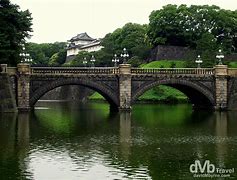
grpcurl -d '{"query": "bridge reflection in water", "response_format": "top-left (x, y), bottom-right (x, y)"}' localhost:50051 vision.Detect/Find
top-left (0, 103), bottom-right (236, 179)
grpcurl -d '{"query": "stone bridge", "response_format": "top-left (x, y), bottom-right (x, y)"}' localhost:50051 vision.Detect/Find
top-left (1, 63), bottom-right (237, 111)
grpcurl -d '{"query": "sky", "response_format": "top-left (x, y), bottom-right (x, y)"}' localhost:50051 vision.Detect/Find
top-left (10, 0), bottom-right (237, 43)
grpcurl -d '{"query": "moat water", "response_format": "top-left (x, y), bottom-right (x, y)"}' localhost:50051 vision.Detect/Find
top-left (0, 102), bottom-right (237, 179)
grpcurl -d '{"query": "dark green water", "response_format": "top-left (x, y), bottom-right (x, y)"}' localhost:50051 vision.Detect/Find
top-left (0, 102), bottom-right (237, 179)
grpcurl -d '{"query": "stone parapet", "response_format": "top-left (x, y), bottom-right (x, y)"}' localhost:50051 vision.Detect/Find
top-left (0, 64), bottom-right (8, 73)
top-left (214, 65), bottom-right (228, 76)
top-left (119, 64), bottom-right (131, 75)
top-left (17, 63), bottom-right (31, 75)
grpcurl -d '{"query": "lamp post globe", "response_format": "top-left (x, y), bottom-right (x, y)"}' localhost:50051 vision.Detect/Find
top-left (19, 45), bottom-right (33, 64)
top-left (216, 49), bottom-right (224, 65)
top-left (120, 48), bottom-right (129, 64)
top-left (83, 57), bottom-right (88, 67)
top-left (112, 54), bottom-right (119, 67)
top-left (195, 55), bottom-right (203, 68)
top-left (90, 55), bottom-right (96, 67)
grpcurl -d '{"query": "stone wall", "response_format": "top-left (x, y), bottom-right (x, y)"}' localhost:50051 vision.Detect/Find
top-left (40, 85), bottom-right (94, 102)
top-left (150, 45), bottom-right (237, 61)
top-left (0, 74), bottom-right (17, 112)
top-left (150, 45), bottom-right (195, 61)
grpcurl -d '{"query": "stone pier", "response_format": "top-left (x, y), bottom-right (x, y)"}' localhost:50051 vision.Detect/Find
top-left (17, 63), bottom-right (31, 111)
top-left (214, 65), bottom-right (228, 110)
top-left (119, 64), bottom-right (132, 111)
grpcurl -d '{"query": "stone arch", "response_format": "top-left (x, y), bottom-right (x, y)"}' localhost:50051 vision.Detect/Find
top-left (132, 79), bottom-right (215, 108)
top-left (30, 78), bottom-right (119, 108)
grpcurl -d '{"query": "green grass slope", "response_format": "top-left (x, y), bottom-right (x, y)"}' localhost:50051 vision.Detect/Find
top-left (140, 60), bottom-right (186, 68)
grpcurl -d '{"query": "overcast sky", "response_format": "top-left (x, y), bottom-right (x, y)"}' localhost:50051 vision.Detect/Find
top-left (11, 0), bottom-right (237, 43)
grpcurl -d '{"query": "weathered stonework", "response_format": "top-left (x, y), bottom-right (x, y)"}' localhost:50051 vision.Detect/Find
top-left (40, 85), bottom-right (93, 102)
top-left (214, 65), bottom-right (228, 110)
top-left (0, 73), bottom-right (17, 112)
top-left (17, 63), bottom-right (31, 111)
top-left (119, 64), bottom-right (132, 110)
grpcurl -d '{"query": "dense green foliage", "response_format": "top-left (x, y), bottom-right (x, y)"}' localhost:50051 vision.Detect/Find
top-left (148, 4), bottom-right (237, 51)
top-left (0, 0), bottom-right (32, 65)
top-left (48, 49), bottom-right (67, 66)
top-left (138, 85), bottom-right (188, 103)
top-left (89, 92), bottom-right (105, 100)
top-left (228, 61), bottom-right (237, 68)
top-left (102, 23), bottom-right (151, 59)
top-left (25, 42), bottom-right (66, 65)
top-left (65, 50), bottom-right (112, 67)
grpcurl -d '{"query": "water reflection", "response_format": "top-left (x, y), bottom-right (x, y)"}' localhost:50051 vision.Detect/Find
top-left (120, 112), bottom-right (131, 160)
top-left (0, 103), bottom-right (236, 179)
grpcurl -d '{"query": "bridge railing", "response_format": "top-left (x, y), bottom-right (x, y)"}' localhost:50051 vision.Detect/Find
top-left (31, 67), bottom-right (119, 75)
top-left (7, 67), bottom-right (17, 75)
top-left (228, 68), bottom-right (237, 76)
top-left (131, 68), bottom-right (214, 75)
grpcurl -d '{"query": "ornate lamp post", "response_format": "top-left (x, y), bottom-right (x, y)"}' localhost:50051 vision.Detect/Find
top-left (195, 55), bottom-right (203, 68)
top-left (216, 49), bottom-right (224, 65)
top-left (83, 57), bottom-right (88, 67)
top-left (112, 54), bottom-right (119, 67)
top-left (19, 46), bottom-right (33, 63)
top-left (90, 55), bottom-right (96, 67)
top-left (120, 48), bottom-right (129, 64)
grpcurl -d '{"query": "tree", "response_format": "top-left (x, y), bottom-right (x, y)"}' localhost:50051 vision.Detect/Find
top-left (48, 49), bottom-right (67, 66)
top-left (196, 33), bottom-right (217, 67)
top-left (101, 23), bottom-right (151, 62)
top-left (0, 0), bottom-right (32, 65)
top-left (148, 4), bottom-right (237, 53)
top-left (66, 51), bottom-right (92, 66)
top-left (25, 42), bottom-right (66, 65)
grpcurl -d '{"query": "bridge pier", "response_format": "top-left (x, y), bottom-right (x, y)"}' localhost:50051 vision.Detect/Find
top-left (17, 63), bottom-right (31, 111)
top-left (119, 64), bottom-right (132, 111)
top-left (214, 65), bottom-right (228, 110)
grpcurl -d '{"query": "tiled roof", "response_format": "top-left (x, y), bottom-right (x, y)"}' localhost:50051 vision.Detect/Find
top-left (80, 40), bottom-right (101, 49)
top-left (70, 32), bottom-right (95, 42)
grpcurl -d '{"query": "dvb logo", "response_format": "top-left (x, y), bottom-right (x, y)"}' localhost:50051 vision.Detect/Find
top-left (190, 160), bottom-right (215, 173)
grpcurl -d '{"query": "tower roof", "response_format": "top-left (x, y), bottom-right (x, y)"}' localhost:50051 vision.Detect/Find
top-left (70, 32), bottom-right (95, 42)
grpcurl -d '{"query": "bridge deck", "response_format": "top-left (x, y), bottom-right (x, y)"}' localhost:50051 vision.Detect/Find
top-left (30, 67), bottom-right (214, 75)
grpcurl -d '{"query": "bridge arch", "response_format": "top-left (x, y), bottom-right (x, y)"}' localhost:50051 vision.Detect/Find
top-left (132, 79), bottom-right (215, 109)
top-left (30, 78), bottom-right (119, 109)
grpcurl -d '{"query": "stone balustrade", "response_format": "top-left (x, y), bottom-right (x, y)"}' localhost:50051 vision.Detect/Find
top-left (7, 67), bottom-right (17, 75)
top-left (31, 67), bottom-right (119, 75)
top-left (131, 68), bottom-right (214, 75)
top-left (2, 65), bottom-right (237, 77)
top-left (228, 68), bottom-right (237, 76)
